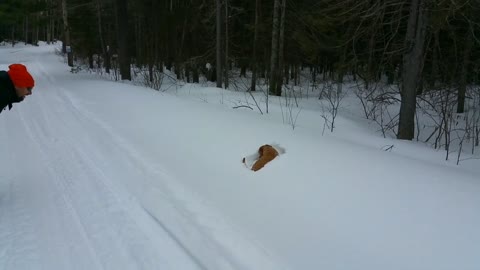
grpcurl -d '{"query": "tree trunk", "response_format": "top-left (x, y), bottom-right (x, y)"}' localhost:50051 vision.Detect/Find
top-left (275, 0), bottom-right (286, 96)
top-left (269, 0), bottom-right (281, 96)
top-left (193, 65), bottom-right (199, 83)
top-left (397, 0), bottom-right (427, 140)
top-left (24, 16), bottom-right (28, 45)
top-left (88, 54), bottom-right (94, 69)
top-left (148, 62), bottom-right (153, 83)
top-left (240, 64), bottom-right (246, 77)
top-left (11, 27), bottom-right (15, 47)
top-left (250, 0), bottom-right (260, 92)
top-left (61, 0), bottom-right (73, 67)
top-left (224, 0), bottom-right (229, 89)
top-left (284, 65), bottom-right (289, 85)
top-left (115, 0), bottom-right (131, 80)
top-left (429, 30), bottom-right (439, 88)
top-left (292, 64), bottom-right (300, 85)
top-left (96, 0), bottom-right (110, 73)
top-left (457, 32), bottom-right (473, 113)
top-left (216, 0), bottom-right (223, 88)
top-left (34, 14), bottom-right (39, 45)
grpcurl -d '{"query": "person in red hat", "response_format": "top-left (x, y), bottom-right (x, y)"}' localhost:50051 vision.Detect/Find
top-left (0, 64), bottom-right (35, 114)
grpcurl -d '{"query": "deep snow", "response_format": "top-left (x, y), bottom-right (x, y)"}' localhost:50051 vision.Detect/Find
top-left (1, 43), bottom-right (479, 270)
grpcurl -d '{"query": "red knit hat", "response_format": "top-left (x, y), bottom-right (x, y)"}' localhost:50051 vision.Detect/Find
top-left (7, 64), bottom-right (35, 88)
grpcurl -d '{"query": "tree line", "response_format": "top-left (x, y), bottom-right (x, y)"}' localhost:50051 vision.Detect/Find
top-left (1, 0), bottom-right (479, 141)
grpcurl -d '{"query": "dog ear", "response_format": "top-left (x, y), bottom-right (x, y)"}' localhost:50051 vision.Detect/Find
top-left (258, 145), bottom-right (264, 157)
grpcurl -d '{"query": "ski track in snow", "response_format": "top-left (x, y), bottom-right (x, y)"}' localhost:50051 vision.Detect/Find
top-left (1, 47), bottom-right (286, 270)
top-left (1, 58), bottom-right (199, 270)
top-left (38, 59), bottom-right (286, 270)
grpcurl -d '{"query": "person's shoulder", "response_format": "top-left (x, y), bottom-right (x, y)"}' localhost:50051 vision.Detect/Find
top-left (0, 70), bottom-right (11, 83)
top-left (0, 70), bottom-right (8, 79)
top-left (0, 70), bottom-right (13, 95)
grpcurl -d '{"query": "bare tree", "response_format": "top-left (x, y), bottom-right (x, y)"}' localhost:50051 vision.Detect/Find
top-left (250, 0), bottom-right (261, 92)
top-left (224, 0), bottom-right (229, 89)
top-left (457, 31), bottom-right (473, 113)
top-left (320, 80), bottom-right (345, 134)
top-left (61, 0), bottom-right (73, 67)
top-left (397, 0), bottom-right (428, 140)
top-left (95, 0), bottom-right (110, 73)
top-left (216, 0), bottom-right (223, 88)
top-left (115, 0), bottom-right (131, 80)
top-left (269, 0), bottom-right (281, 96)
top-left (276, 0), bottom-right (287, 95)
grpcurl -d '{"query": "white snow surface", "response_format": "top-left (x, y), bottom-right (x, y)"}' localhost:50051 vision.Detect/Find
top-left (1, 44), bottom-right (479, 270)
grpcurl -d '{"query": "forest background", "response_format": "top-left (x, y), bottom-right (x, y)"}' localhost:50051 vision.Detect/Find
top-left (1, 0), bottom-right (479, 154)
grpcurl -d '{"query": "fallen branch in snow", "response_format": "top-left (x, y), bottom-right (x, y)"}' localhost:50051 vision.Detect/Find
top-left (233, 105), bottom-right (253, 110)
top-left (247, 89), bottom-right (264, 115)
top-left (382, 145), bottom-right (394, 152)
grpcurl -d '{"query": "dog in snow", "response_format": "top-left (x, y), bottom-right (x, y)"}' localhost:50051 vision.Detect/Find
top-left (242, 144), bottom-right (285, 171)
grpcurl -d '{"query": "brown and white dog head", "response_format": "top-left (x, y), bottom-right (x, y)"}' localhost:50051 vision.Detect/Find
top-left (243, 144), bottom-right (285, 171)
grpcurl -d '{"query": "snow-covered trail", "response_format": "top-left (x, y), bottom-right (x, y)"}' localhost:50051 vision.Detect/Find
top-left (0, 46), bottom-right (284, 270)
top-left (3, 44), bottom-right (480, 270)
top-left (0, 51), bottom-right (204, 270)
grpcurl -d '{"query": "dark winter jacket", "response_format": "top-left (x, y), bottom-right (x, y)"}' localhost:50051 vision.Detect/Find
top-left (0, 70), bottom-right (22, 114)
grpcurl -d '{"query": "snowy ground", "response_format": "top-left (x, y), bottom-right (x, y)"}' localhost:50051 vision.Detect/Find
top-left (1, 43), bottom-right (479, 270)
